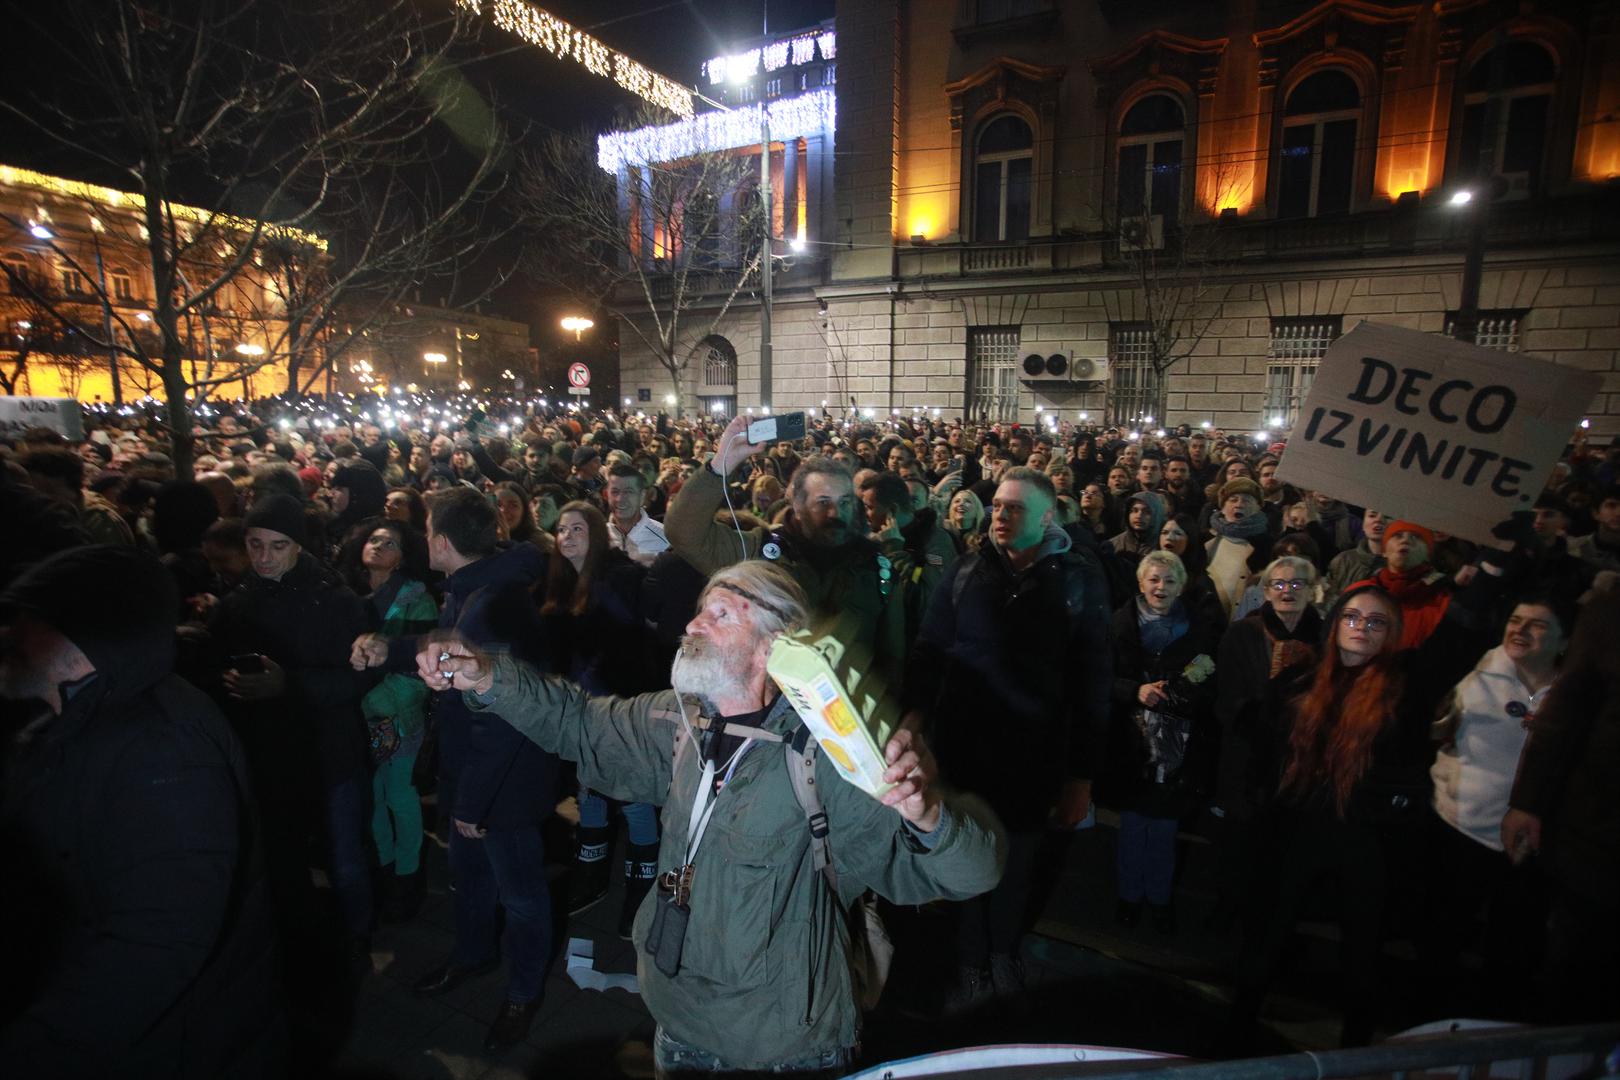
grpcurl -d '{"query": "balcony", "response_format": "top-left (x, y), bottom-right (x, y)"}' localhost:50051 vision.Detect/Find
top-left (898, 241), bottom-right (1068, 279)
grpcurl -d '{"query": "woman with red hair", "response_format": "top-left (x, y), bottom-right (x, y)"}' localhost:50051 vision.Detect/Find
top-left (1233, 578), bottom-right (1495, 1047)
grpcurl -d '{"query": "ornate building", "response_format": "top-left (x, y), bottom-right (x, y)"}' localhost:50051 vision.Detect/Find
top-left (613, 0), bottom-right (1620, 438)
top-left (0, 164), bottom-right (323, 402)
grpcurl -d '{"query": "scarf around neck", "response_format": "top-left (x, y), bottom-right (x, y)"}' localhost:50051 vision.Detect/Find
top-left (1135, 595), bottom-right (1189, 656)
top-left (1260, 602), bottom-right (1322, 677)
top-left (1211, 512), bottom-right (1270, 541)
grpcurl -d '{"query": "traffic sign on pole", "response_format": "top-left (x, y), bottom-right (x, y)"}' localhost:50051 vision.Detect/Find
top-left (567, 362), bottom-right (591, 388)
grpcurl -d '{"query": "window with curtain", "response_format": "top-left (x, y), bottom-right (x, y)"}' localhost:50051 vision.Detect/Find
top-left (1278, 69), bottom-right (1360, 218)
top-left (1457, 40), bottom-right (1555, 189)
top-left (1118, 94), bottom-right (1185, 230)
top-left (972, 114), bottom-right (1033, 243)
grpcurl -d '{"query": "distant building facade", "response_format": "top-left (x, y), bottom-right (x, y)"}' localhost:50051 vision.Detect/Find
top-left (0, 164), bottom-right (324, 402)
top-left (612, 0), bottom-right (1620, 438)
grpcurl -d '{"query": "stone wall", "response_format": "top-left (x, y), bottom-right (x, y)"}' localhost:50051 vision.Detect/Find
top-left (619, 255), bottom-right (1620, 437)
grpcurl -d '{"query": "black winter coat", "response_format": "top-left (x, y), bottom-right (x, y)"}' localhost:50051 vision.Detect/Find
top-left (905, 527), bottom-right (1112, 829)
top-left (210, 554), bottom-right (372, 791)
top-left (1099, 599), bottom-right (1221, 818)
top-left (0, 546), bottom-right (281, 1077)
top-left (385, 542), bottom-right (559, 830)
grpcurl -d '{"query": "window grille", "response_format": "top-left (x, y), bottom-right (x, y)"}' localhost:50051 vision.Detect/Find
top-left (1264, 318), bottom-right (1340, 429)
top-left (1108, 324), bottom-right (1161, 425)
top-left (1444, 310), bottom-right (1524, 352)
top-left (967, 327), bottom-right (1021, 424)
top-left (701, 337), bottom-right (736, 388)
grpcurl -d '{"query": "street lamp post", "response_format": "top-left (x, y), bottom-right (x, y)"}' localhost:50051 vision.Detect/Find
top-left (760, 107), bottom-right (773, 411)
top-left (561, 316), bottom-right (594, 341)
top-left (1453, 29), bottom-right (1508, 346)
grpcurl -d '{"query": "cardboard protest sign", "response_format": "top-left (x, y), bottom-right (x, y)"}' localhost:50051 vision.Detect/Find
top-left (0, 397), bottom-right (84, 441)
top-left (1275, 322), bottom-right (1599, 545)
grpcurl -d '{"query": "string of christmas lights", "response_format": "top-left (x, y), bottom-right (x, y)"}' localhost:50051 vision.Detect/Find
top-left (703, 30), bottom-right (835, 86)
top-left (1, 165), bottom-right (328, 250)
top-left (455, 0), bottom-right (694, 118)
top-left (596, 88), bottom-right (835, 173)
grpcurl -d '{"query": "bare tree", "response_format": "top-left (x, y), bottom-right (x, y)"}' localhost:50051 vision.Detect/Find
top-left (1095, 156), bottom-right (1246, 425)
top-left (514, 107), bottom-right (767, 417)
top-left (0, 281), bottom-right (65, 396)
top-left (1, 0), bottom-right (514, 477)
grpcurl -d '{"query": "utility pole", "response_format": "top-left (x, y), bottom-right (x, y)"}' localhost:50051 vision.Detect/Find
top-left (757, 3), bottom-right (773, 408)
top-left (760, 107), bottom-right (773, 409)
top-left (1453, 29), bottom-right (1507, 345)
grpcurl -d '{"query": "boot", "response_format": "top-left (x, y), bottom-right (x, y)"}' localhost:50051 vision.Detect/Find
top-left (393, 868), bottom-right (425, 922)
top-left (566, 826), bottom-right (612, 915)
top-left (618, 842), bottom-right (660, 940)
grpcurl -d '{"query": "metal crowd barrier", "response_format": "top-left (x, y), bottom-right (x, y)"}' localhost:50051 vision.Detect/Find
top-left (848, 1022), bottom-right (1620, 1080)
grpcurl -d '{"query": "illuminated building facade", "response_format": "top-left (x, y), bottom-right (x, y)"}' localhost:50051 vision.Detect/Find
top-left (614, 0), bottom-right (1620, 437)
top-left (0, 164), bottom-right (325, 403)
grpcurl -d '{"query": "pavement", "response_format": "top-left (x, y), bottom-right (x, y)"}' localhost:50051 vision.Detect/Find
top-left (319, 807), bottom-right (1379, 1079)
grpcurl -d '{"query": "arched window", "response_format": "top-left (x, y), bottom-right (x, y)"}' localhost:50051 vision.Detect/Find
top-left (1118, 94), bottom-right (1186, 229)
top-left (699, 334), bottom-right (736, 388)
top-left (972, 114), bottom-right (1032, 243)
top-left (1278, 69), bottom-right (1360, 218)
top-left (696, 334), bottom-right (736, 417)
top-left (1458, 40), bottom-right (1556, 191)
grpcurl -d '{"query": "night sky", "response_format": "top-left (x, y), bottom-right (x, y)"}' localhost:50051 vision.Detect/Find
top-left (0, 0), bottom-right (835, 346)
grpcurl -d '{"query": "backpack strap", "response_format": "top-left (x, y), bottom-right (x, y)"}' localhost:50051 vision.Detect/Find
top-left (786, 724), bottom-right (840, 894)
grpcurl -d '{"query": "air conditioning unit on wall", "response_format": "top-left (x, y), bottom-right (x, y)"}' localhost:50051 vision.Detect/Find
top-left (1119, 214), bottom-right (1165, 252)
top-left (1068, 354), bottom-right (1110, 383)
top-left (1019, 352), bottom-right (1110, 384)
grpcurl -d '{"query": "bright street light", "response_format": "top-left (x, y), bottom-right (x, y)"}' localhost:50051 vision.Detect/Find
top-left (1449, 189), bottom-right (1474, 207)
top-left (423, 352), bottom-right (447, 364)
top-left (234, 343), bottom-right (265, 357)
top-left (561, 316), bottom-right (594, 341)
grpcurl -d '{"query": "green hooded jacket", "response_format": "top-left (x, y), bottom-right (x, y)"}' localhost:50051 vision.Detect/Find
top-left (470, 655), bottom-right (1006, 1069)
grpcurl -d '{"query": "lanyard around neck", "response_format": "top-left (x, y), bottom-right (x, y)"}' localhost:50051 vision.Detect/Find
top-left (683, 737), bottom-right (753, 871)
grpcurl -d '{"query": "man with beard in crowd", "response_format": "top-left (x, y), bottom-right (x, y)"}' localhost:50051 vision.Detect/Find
top-left (664, 414), bottom-right (908, 683)
top-left (419, 560), bottom-right (1005, 1078)
top-left (1163, 456), bottom-right (1204, 521)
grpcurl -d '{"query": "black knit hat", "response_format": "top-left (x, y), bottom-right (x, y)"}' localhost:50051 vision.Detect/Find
top-left (1, 545), bottom-right (178, 698)
top-left (244, 493), bottom-right (307, 544)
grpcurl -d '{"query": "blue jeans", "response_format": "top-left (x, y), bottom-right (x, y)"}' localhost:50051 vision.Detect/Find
top-left (578, 787), bottom-right (660, 847)
top-left (1117, 809), bottom-right (1179, 906)
top-left (371, 750), bottom-right (422, 876)
top-left (325, 777), bottom-right (375, 938)
top-left (449, 823), bottom-right (551, 1004)
top-left (653, 1027), bottom-right (852, 1079)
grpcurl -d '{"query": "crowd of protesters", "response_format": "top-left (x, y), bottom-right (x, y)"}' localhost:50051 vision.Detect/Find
top-left (0, 388), bottom-right (1616, 1075)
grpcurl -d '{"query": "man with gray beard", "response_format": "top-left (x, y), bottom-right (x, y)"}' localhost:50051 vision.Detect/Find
top-left (418, 561), bottom-right (1005, 1077)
